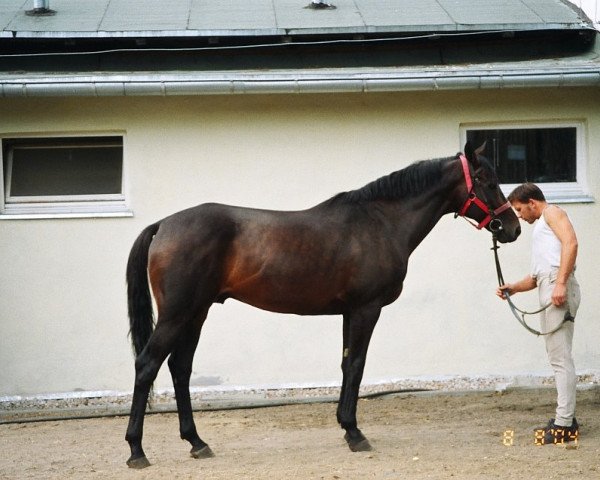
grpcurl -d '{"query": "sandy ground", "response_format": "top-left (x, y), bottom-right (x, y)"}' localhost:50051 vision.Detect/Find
top-left (1, 388), bottom-right (599, 479)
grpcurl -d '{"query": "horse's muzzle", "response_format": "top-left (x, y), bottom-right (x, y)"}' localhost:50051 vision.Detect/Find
top-left (495, 224), bottom-right (521, 243)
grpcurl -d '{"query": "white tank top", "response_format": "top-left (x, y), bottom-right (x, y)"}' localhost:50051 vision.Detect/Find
top-left (531, 208), bottom-right (562, 277)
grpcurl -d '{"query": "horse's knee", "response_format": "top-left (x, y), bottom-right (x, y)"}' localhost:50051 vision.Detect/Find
top-left (167, 356), bottom-right (181, 377)
top-left (168, 356), bottom-right (192, 379)
top-left (134, 355), bottom-right (161, 387)
top-left (348, 356), bottom-right (366, 372)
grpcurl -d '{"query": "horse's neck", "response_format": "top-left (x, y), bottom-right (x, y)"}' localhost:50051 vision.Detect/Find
top-left (386, 161), bottom-right (464, 251)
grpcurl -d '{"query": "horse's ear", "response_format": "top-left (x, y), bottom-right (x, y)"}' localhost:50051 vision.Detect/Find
top-left (475, 141), bottom-right (487, 156)
top-left (464, 141), bottom-right (483, 168)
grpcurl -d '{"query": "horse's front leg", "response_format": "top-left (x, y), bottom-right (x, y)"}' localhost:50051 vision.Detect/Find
top-left (337, 306), bottom-right (381, 452)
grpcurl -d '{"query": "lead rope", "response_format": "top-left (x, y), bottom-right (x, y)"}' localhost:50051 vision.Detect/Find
top-left (491, 235), bottom-right (564, 336)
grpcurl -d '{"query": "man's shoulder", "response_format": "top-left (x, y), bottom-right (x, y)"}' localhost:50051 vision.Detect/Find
top-left (543, 205), bottom-right (577, 237)
top-left (543, 204), bottom-right (567, 221)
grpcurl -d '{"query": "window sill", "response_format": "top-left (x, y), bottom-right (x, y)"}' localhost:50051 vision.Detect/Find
top-left (543, 194), bottom-right (595, 204)
top-left (501, 184), bottom-right (594, 205)
top-left (0, 204), bottom-right (133, 220)
top-left (0, 211), bottom-right (134, 220)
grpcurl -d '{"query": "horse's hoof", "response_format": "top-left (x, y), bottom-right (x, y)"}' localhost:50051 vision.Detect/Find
top-left (126, 455), bottom-right (151, 469)
top-left (344, 432), bottom-right (373, 452)
top-left (190, 445), bottom-right (215, 459)
top-left (348, 438), bottom-right (373, 452)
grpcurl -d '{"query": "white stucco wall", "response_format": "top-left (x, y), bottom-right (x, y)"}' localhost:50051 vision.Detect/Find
top-left (1, 88), bottom-right (599, 397)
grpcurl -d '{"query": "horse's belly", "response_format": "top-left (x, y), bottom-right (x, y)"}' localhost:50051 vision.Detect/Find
top-left (223, 276), bottom-right (346, 316)
top-left (244, 298), bottom-right (344, 316)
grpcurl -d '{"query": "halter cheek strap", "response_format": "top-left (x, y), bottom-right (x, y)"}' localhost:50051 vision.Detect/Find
top-left (457, 155), bottom-right (512, 230)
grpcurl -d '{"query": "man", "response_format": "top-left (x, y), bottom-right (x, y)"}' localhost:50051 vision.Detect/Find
top-left (496, 183), bottom-right (580, 444)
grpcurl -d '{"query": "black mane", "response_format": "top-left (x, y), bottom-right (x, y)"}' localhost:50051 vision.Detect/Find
top-left (324, 156), bottom-right (454, 206)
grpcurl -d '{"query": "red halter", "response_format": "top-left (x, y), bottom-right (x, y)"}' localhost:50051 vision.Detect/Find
top-left (457, 154), bottom-right (512, 230)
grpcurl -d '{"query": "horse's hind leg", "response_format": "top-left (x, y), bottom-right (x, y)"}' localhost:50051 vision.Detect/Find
top-left (337, 306), bottom-right (381, 452)
top-left (126, 320), bottom-right (187, 468)
top-left (168, 308), bottom-right (214, 459)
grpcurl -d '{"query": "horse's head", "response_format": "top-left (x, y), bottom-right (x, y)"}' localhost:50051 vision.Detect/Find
top-left (458, 142), bottom-right (521, 243)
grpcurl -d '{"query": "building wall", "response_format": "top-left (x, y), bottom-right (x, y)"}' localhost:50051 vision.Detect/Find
top-left (1, 88), bottom-right (599, 397)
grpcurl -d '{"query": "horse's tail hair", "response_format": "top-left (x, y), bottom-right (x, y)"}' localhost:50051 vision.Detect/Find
top-left (127, 221), bottom-right (160, 358)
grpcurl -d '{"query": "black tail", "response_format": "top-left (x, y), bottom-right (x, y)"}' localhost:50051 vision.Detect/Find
top-left (127, 222), bottom-right (160, 357)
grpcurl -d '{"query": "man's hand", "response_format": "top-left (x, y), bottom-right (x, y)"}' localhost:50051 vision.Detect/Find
top-left (496, 284), bottom-right (512, 300)
top-left (495, 275), bottom-right (537, 300)
top-left (552, 282), bottom-right (567, 306)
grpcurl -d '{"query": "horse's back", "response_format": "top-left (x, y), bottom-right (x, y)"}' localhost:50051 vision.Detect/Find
top-left (146, 201), bottom-right (404, 315)
top-left (147, 202), bottom-right (356, 314)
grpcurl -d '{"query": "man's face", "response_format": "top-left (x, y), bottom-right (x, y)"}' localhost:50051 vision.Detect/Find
top-left (510, 200), bottom-right (537, 224)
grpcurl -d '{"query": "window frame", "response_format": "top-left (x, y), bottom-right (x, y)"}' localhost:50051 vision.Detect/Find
top-left (0, 133), bottom-right (132, 219)
top-left (460, 121), bottom-right (593, 204)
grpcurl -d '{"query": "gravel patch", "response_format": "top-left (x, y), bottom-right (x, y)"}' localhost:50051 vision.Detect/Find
top-left (2, 373), bottom-right (598, 423)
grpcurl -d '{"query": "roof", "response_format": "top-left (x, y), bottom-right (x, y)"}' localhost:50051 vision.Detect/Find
top-left (0, 0), bottom-right (593, 39)
top-left (0, 0), bottom-right (598, 97)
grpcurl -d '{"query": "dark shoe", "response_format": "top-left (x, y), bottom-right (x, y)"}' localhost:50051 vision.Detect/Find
top-left (535, 418), bottom-right (579, 445)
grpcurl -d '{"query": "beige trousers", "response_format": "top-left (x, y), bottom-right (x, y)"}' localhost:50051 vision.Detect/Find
top-left (537, 270), bottom-right (581, 428)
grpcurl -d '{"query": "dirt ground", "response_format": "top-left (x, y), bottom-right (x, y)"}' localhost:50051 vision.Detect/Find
top-left (1, 388), bottom-right (599, 479)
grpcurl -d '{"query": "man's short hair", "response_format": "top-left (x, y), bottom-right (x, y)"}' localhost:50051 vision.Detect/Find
top-left (507, 183), bottom-right (546, 203)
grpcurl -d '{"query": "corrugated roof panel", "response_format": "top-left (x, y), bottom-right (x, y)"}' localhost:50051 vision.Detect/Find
top-left (274, 0), bottom-right (364, 31)
top-left (437, 0), bottom-right (543, 25)
top-left (100, 0), bottom-right (190, 31)
top-left (355, 0), bottom-right (454, 28)
top-left (0, 0), bottom-right (23, 28)
top-left (7, 0), bottom-right (105, 32)
top-left (523, 0), bottom-right (584, 23)
top-left (0, 0), bottom-right (23, 12)
top-left (188, 0), bottom-right (277, 32)
top-left (0, 0), bottom-right (593, 37)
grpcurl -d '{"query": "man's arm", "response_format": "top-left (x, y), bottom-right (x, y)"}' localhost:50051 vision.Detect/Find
top-left (496, 275), bottom-right (537, 300)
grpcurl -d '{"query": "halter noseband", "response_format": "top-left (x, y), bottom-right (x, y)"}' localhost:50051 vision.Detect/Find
top-left (456, 154), bottom-right (512, 231)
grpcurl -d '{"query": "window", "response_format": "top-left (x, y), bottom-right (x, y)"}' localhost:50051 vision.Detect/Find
top-left (462, 123), bottom-right (591, 203)
top-left (1, 135), bottom-right (130, 218)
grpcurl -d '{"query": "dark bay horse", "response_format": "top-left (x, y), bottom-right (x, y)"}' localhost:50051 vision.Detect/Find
top-left (125, 142), bottom-right (520, 468)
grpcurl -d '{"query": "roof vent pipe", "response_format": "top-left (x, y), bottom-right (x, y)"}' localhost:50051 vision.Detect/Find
top-left (26, 0), bottom-right (56, 16)
top-left (305, 0), bottom-right (336, 9)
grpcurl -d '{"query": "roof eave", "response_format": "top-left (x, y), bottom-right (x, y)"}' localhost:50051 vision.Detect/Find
top-left (4, 22), bottom-right (595, 40)
top-left (2, 66), bottom-right (599, 97)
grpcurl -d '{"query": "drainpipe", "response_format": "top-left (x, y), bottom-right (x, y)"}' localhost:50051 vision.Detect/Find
top-left (26, 0), bottom-right (56, 16)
